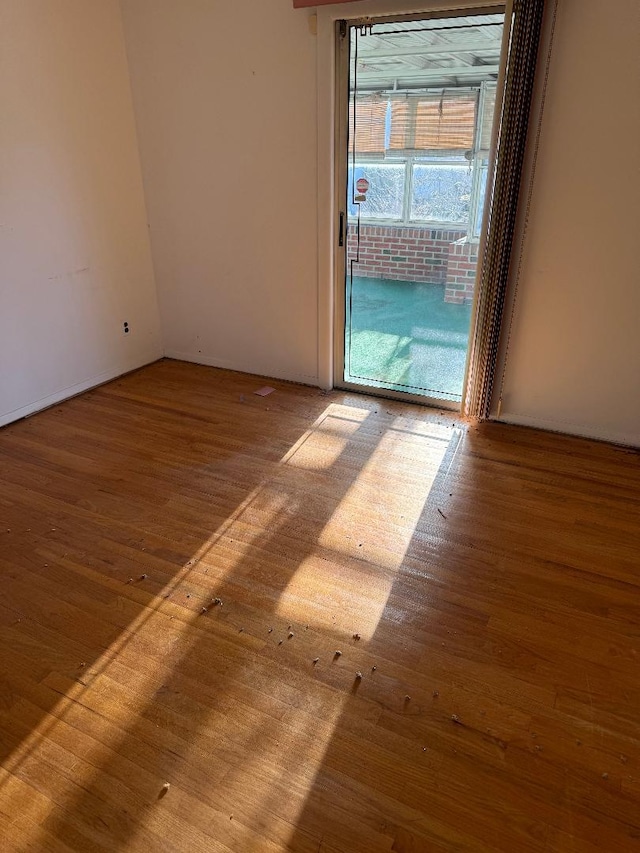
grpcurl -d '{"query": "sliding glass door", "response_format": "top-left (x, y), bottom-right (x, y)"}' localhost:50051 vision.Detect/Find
top-left (335, 10), bottom-right (506, 407)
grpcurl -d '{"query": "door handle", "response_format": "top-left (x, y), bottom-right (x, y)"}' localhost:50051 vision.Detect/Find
top-left (339, 212), bottom-right (345, 247)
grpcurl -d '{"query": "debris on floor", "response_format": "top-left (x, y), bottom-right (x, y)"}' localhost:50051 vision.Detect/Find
top-left (352, 633), bottom-right (361, 640)
top-left (159, 782), bottom-right (170, 799)
top-left (437, 508), bottom-right (447, 520)
top-left (313, 658), bottom-right (319, 665)
top-left (355, 671), bottom-right (363, 680)
top-left (254, 386), bottom-right (276, 397)
top-left (334, 650), bottom-right (342, 657)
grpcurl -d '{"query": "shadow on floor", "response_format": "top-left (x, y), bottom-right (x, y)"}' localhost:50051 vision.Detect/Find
top-left (0, 360), bottom-right (461, 850)
top-left (2, 361), bottom-right (638, 851)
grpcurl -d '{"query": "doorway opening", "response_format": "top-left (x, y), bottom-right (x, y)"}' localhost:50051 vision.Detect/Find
top-left (335, 9), bottom-right (506, 408)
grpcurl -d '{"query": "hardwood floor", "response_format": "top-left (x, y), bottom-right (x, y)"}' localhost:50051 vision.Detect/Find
top-left (0, 358), bottom-right (638, 852)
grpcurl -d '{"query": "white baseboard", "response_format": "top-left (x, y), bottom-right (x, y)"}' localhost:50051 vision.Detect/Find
top-left (0, 353), bottom-right (162, 428)
top-left (496, 412), bottom-right (639, 449)
top-left (163, 350), bottom-right (319, 388)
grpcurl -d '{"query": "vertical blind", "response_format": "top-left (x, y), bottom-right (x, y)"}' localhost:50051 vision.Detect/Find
top-left (465, 0), bottom-right (547, 419)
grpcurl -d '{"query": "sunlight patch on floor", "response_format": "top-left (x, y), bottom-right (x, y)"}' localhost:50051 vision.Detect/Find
top-left (281, 404), bottom-right (372, 471)
top-left (277, 417), bottom-right (453, 638)
top-left (0, 404), bottom-right (460, 852)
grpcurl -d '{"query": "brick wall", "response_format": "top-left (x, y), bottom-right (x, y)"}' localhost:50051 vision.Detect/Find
top-left (444, 238), bottom-right (479, 304)
top-left (347, 224), bottom-right (467, 285)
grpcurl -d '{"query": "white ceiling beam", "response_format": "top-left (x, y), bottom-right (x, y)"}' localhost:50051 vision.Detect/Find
top-left (357, 40), bottom-right (501, 61)
top-left (355, 64), bottom-right (500, 86)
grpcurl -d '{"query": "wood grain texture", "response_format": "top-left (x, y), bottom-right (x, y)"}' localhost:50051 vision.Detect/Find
top-left (0, 358), bottom-right (638, 852)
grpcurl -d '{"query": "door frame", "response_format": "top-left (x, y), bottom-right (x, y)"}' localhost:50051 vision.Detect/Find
top-left (317, 1), bottom-right (508, 393)
top-left (317, 0), bottom-right (553, 418)
top-left (328, 4), bottom-right (511, 410)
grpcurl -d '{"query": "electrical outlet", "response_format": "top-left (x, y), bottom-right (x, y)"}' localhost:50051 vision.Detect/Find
top-left (123, 321), bottom-right (130, 335)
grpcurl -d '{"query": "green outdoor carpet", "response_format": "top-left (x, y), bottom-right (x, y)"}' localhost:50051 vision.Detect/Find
top-left (345, 276), bottom-right (473, 402)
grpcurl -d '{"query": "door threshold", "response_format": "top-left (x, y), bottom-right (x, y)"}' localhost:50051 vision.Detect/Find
top-left (335, 380), bottom-right (461, 412)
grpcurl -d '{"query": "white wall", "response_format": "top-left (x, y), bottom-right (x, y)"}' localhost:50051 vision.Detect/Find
top-left (2, 0), bottom-right (636, 443)
top-left (120, 0), bottom-right (319, 385)
top-left (119, 0), bottom-right (638, 445)
top-left (495, 0), bottom-right (640, 446)
top-left (0, 0), bottom-right (162, 427)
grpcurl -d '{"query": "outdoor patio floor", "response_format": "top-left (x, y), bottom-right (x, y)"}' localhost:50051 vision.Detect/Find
top-left (345, 276), bottom-right (473, 402)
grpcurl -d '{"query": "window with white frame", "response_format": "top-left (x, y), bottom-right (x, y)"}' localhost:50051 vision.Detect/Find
top-left (348, 83), bottom-right (496, 237)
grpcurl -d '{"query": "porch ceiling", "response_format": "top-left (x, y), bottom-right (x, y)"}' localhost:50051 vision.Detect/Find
top-left (354, 14), bottom-right (504, 92)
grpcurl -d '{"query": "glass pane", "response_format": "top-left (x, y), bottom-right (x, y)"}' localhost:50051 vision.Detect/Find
top-left (348, 163), bottom-right (405, 220)
top-left (410, 164), bottom-right (472, 223)
top-left (345, 277), bottom-right (474, 399)
top-left (344, 11), bottom-right (504, 404)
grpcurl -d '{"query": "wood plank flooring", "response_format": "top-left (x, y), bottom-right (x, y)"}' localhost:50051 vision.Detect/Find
top-left (0, 358), bottom-right (638, 852)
